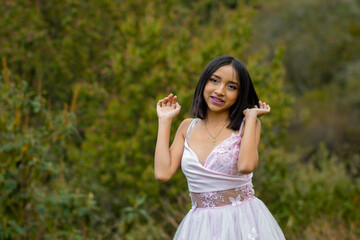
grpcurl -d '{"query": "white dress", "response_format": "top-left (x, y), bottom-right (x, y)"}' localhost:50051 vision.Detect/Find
top-left (174, 119), bottom-right (286, 240)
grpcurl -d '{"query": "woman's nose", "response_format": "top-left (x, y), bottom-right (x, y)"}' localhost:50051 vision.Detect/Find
top-left (215, 84), bottom-right (225, 96)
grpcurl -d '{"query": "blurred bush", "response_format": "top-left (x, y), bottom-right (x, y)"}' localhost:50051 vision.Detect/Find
top-left (0, 0), bottom-right (359, 239)
top-left (0, 58), bottom-right (95, 239)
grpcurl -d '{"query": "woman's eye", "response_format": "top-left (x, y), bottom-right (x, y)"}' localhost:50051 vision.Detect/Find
top-left (228, 85), bottom-right (237, 90)
top-left (210, 78), bottom-right (218, 83)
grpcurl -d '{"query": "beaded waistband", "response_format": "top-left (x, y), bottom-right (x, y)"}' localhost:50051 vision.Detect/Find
top-left (190, 183), bottom-right (255, 209)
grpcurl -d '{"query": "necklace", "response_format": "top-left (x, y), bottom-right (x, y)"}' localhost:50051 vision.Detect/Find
top-left (204, 120), bottom-right (228, 146)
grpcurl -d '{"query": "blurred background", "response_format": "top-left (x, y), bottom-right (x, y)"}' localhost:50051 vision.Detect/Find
top-left (1, 0), bottom-right (359, 239)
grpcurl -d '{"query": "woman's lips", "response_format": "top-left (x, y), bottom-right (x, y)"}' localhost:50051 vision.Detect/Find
top-left (210, 96), bottom-right (225, 105)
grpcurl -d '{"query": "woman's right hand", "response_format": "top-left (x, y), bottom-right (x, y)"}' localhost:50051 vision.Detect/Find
top-left (157, 93), bottom-right (181, 120)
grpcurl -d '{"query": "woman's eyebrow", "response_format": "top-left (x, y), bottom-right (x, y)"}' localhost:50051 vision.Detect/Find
top-left (212, 74), bottom-right (221, 79)
top-left (229, 81), bottom-right (240, 86)
top-left (212, 74), bottom-right (239, 86)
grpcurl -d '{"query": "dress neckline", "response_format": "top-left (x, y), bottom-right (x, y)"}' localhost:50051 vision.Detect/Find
top-left (185, 118), bottom-right (245, 167)
top-left (185, 134), bottom-right (239, 167)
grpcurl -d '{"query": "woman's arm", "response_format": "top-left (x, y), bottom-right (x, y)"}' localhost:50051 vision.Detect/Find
top-left (154, 94), bottom-right (190, 182)
top-left (237, 101), bottom-right (270, 174)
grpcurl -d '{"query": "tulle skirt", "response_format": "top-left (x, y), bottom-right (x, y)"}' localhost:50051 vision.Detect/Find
top-left (174, 197), bottom-right (286, 240)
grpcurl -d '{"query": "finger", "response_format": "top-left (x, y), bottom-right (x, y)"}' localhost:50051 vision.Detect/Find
top-left (176, 102), bottom-right (181, 109)
top-left (164, 96), bottom-right (170, 106)
top-left (168, 93), bottom-right (173, 106)
top-left (172, 95), bottom-right (177, 108)
top-left (170, 94), bottom-right (177, 107)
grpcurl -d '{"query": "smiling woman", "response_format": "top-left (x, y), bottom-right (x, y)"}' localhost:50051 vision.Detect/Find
top-left (203, 65), bottom-right (239, 113)
top-left (154, 56), bottom-right (285, 239)
top-left (191, 57), bottom-right (259, 131)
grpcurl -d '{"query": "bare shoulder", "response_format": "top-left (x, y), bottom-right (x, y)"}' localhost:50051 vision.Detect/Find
top-left (177, 118), bottom-right (195, 137)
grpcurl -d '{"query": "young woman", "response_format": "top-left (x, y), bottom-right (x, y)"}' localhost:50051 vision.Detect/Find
top-left (155, 56), bottom-right (286, 239)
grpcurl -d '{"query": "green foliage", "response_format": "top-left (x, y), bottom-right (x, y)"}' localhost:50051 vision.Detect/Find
top-left (252, 1), bottom-right (360, 237)
top-left (255, 0), bottom-right (360, 92)
top-left (0, 0), bottom-right (359, 239)
top-left (254, 0), bottom-right (360, 176)
top-left (255, 143), bottom-right (360, 238)
top-left (0, 59), bottom-right (95, 239)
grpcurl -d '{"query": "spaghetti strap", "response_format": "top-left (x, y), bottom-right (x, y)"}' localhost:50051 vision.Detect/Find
top-left (238, 117), bottom-right (245, 136)
top-left (186, 119), bottom-right (197, 143)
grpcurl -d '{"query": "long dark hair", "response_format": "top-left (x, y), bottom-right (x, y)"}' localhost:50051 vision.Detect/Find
top-left (190, 55), bottom-right (259, 130)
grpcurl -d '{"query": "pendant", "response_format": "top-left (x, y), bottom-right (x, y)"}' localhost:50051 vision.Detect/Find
top-left (211, 138), bottom-right (216, 146)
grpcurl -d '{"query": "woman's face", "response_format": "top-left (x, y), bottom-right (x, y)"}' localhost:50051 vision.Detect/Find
top-left (203, 65), bottom-right (239, 114)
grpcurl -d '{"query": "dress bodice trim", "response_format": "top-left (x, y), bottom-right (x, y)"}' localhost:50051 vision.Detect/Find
top-left (181, 117), bottom-right (252, 193)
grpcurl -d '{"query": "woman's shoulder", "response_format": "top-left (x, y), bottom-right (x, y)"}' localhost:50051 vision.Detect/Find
top-left (179, 118), bottom-right (195, 129)
top-left (177, 118), bottom-right (195, 135)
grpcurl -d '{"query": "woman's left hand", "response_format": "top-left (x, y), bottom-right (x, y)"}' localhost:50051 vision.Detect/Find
top-left (243, 100), bottom-right (270, 118)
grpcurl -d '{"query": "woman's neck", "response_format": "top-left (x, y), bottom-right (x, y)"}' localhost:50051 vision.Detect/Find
top-left (204, 110), bottom-right (230, 126)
